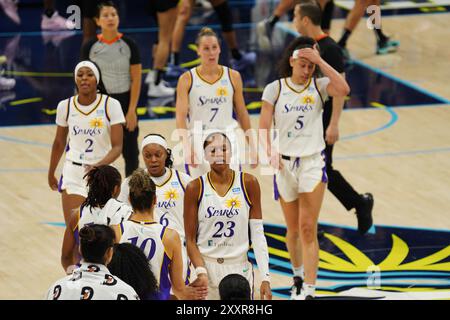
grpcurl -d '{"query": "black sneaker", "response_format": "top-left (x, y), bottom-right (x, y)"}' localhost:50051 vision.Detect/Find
top-left (290, 276), bottom-right (304, 300)
top-left (355, 193), bottom-right (374, 235)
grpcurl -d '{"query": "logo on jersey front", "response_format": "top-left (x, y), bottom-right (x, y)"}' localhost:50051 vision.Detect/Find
top-left (302, 95), bottom-right (315, 105)
top-left (157, 188), bottom-right (179, 210)
top-left (225, 197), bottom-right (241, 209)
top-left (89, 117), bottom-right (104, 128)
top-left (283, 103), bottom-right (313, 113)
top-left (216, 86), bottom-right (228, 97)
top-left (205, 196), bottom-right (241, 218)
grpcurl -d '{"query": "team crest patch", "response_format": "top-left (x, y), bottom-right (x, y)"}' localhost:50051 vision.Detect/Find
top-left (232, 187), bottom-right (241, 193)
top-left (171, 181), bottom-right (180, 187)
top-left (164, 188), bottom-right (179, 201)
top-left (220, 79), bottom-right (228, 85)
top-left (96, 109), bottom-right (104, 116)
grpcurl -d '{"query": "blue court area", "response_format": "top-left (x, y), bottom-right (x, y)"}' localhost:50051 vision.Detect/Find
top-left (0, 0), bottom-right (447, 126)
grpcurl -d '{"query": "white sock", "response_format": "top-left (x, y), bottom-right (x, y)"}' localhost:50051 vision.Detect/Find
top-left (303, 283), bottom-right (316, 297)
top-left (293, 265), bottom-right (305, 279)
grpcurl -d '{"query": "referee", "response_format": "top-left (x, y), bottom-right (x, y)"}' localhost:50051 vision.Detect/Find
top-left (293, 1), bottom-right (374, 234)
top-left (81, 1), bottom-right (142, 177)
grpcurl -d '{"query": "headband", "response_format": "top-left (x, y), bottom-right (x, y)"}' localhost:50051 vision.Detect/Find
top-left (74, 61), bottom-right (100, 84)
top-left (292, 49), bottom-right (301, 59)
top-left (141, 135), bottom-right (168, 153)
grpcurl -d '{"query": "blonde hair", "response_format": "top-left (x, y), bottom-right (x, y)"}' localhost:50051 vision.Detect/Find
top-left (196, 27), bottom-right (219, 46)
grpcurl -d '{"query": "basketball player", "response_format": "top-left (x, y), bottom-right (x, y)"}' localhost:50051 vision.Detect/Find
top-left (259, 37), bottom-right (350, 299)
top-left (168, 0), bottom-right (256, 76)
top-left (113, 169), bottom-right (208, 300)
top-left (48, 61), bottom-right (125, 226)
top-left (61, 165), bottom-right (132, 273)
top-left (117, 133), bottom-right (192, 283)
top-left (176, 27), bottom-right (257, 179)
top-left (46, 224), bottom-right (139, 300)
top-left (184, 132), bottom-right (272, 300)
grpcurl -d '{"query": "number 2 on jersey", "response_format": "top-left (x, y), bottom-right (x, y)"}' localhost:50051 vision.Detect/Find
top-left (85, 138), bottom-right (94, 153)
top-left (212, 221), bottom-right (236, 238)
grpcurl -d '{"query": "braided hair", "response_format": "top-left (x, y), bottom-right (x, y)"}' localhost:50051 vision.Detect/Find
top-left (82, 165), bottom-right (122, 208)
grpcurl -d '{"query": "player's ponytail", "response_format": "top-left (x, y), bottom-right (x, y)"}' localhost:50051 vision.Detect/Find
top-left (128, 168), bottom-right (156, 212)
top-left (82, 165), bottom-right (122, 208)
top-left (79, 224), bottom-right (115, 264)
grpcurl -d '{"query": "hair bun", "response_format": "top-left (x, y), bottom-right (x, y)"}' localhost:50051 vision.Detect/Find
top-left (79, 226), bottom-right (96, 242)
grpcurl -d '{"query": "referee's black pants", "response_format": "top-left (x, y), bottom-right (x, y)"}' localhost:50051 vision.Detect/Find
top-left (110, 92), bottom-right (139, 177)
top-left (323, 108), bottom-right (362, 211)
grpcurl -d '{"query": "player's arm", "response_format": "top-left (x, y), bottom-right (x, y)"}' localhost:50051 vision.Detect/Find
top-left (125, 63), bottom-right (142, 132)
top-left (93, 123), bottom-right (123, 167)
top-left (164, 229), bottom-right (207, 300)
top-left (48, 125), bottom-right (68, 190)
top-left (245, 173), bottom-right (272, 300)
top-left (259, 95), bottom-right (282, 170)
top-left (175, 71), bottom-right (196, 166)
top-left (61, 209), bottom-right (80, 273)
top-left (184, 179), bottom-right (208, 287)
top-left (230, 69), bottom-right (258, 167)
top-left (326, 73), bottom-right (345, 145)
top-left (111, 224), bottom-right (122, 244)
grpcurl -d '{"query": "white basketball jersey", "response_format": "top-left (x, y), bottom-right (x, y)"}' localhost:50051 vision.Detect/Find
top-left (75, 199), bottom-right (132, 244)
top-left (65, 94), bottom-right (115, 164)
top-left (273, 77), bottom-right (326, 157)
top-left (188, 66), bottom-right (237, 131)
top-left (197, 171), bottom-right (251, 260)
top-left (119, 221), bottom-right (173, 300)
top-left (153, 169), bottom-right (190, 242)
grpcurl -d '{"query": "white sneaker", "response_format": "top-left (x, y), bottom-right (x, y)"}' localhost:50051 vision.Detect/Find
top-left (148, 80), bottom-right (175, 97)
top-left (0, 76), bottom-right (16, 91)
top-left (0, 0), bottom-right (20, 24)
top-left (41, 11), bottom-right (76, 30)
top-left (144, 70), bottom-right (153, 84)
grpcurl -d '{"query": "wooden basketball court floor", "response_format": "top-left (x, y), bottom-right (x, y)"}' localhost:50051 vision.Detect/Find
top-left (0, 12), bottom-right (449, 299)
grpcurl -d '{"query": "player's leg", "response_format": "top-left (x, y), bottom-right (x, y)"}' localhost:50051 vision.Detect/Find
top-left (279, 197), bottom-right (305, 298)
top-left (209, 0), bottom-right (256, 71)
top-left (148, 2), bottom-right (178, 97)
top-left (297, 182), bottom-right (326, 299)
top-left (337, 0), bottom-right (368, 49)
top-left (319, 0), bottom-right (334, 34)
top-left (170, 0), bottom-right (193, 66)
top-left (257, 0), bottom-right (294, 50)
top-left (370, 0), bottom-right (400, 54)
top-left (61, 191), bottom-right (85, 226)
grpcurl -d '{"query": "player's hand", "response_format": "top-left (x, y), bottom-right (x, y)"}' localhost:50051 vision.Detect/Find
top-left (325, 123), bottom-right (339, 145)
top-left (84, 164), bottom-right (95, 173)
top-left (250, 148), bottom-right (259, 169)
top-left (48, 174), bottom-right (59, 191)
top-left (269, 151), bottom-right (283, 170)
top-left (185, 283), bottom-right (208, 300)
top-left (260, 281), bottom-right (272, 300)
top-left (298, 46), bottom-right (322, 65)
top-left (190, 273), bottom-right (208, 288)
top-left (185, 146), bottom-right (198, 168)
top-left (125, 111), bottom-right (138, 132)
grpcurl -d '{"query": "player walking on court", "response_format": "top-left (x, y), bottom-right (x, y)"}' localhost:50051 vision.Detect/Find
top-left (48, 61), bottom-right (125, 225)
top-left (176, 27), bottom-right (256, 179)
top-left (184, 132), bottom-right (272, 300)
top-left (113, 169), bottom-right (207, 300)
top-left (259, 36), bottom-right (350, 299)
top-left (118, 133), bottom-right (192, 283)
